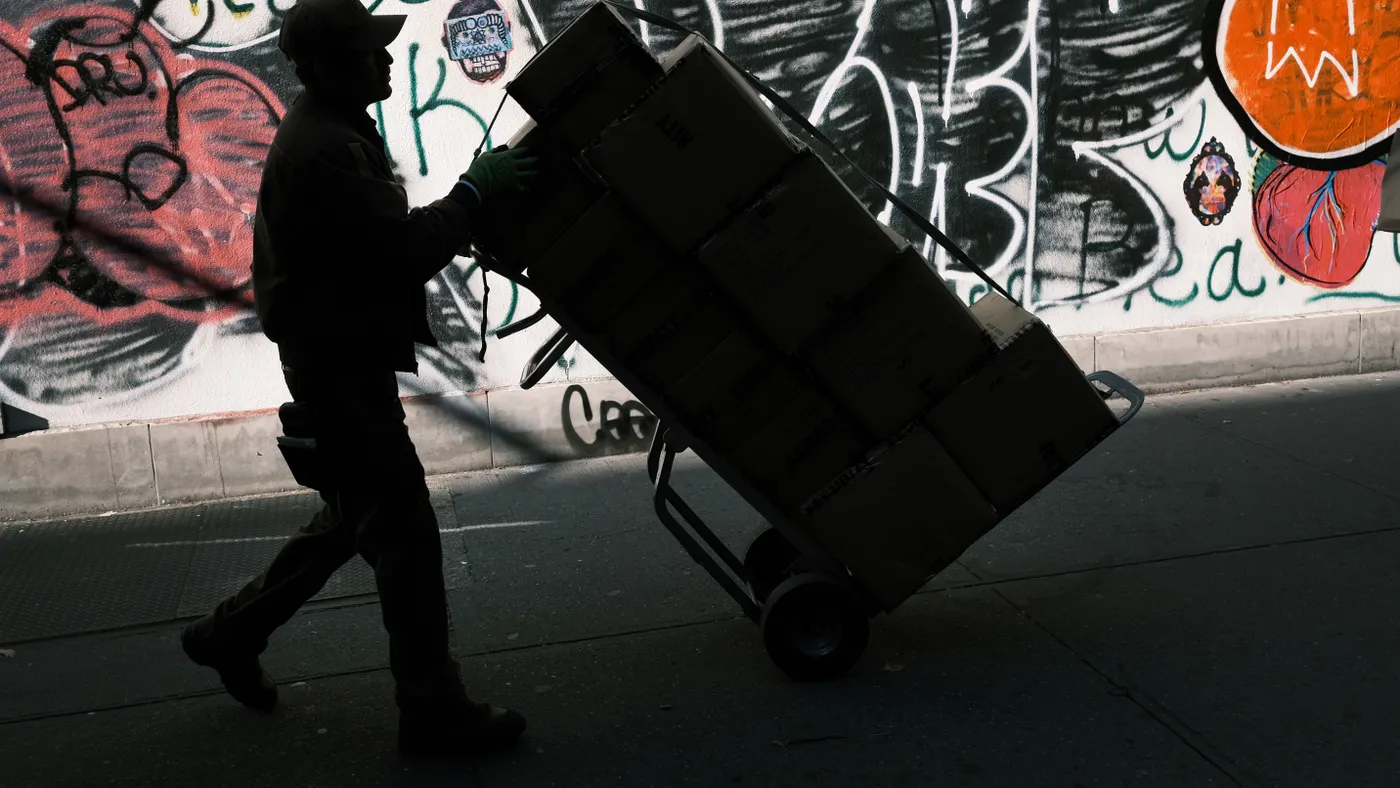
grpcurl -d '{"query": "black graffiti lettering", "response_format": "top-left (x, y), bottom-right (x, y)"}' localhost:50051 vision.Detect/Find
top-left (1076, 197), bottom-right (1136, 306)
top-left (561, 384), bottom-right (657, 454)
top-left (66, 144), bottom-right (189, 212)
top-left (51, 51), bottom-right (151, 110)
top-left (1056, 98), bottom-right (1152, 141)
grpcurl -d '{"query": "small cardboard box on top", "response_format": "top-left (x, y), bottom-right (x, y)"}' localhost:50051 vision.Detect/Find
top-left (696, 151), bottom-right (906, 352)
top-left (798, 425), bottom-right (999, 611)
top-left (506, 3), bottom-right (663, 153)
top-left (471, 119), bottom-right (605, 275)
top-left (924, 292), bottom-right (1119, 514)
top-left (583, 34), bottom-right (803, 252)
top-left (801, 245), bottom-right (996, 440)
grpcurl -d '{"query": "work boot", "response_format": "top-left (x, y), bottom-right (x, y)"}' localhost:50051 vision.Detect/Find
top-left (180, 624), bottom-right (278, 713)
top-left (398, 701), bottom-right (527, 758)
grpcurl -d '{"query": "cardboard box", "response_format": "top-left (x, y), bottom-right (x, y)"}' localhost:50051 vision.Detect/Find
top-left (583, 34), bottom-right (802, 252)
top-left (592, 265), bottom-right (713, 360)
top-left (624, 294), bottom-right (741, 394)
top-left (472, 120), bottom-right (605, 275)
top-left (799, 426), bottom-right (999, 611)
top-left (728, 386), bottom-right (874, 514)
top-left (527, 196), bottom-right (677, 333)
top-left (924, 292), bottom-right (1120, 513)
top-left (533, 45), bottom-right (665, 155)
top-left (507, 2), bottom-right (655, 121)
top-left (696, 151), bottom-right (905, 351)
top-left (802, 246), bottom-right (996, 438)
top-left (666, 334), bottom-right (809, 452)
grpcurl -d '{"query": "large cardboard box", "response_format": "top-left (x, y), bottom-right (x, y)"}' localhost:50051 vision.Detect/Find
top-left (506, 2), bottom-right (658, 121)
top-left (696, 151), bottom-right (906, 352)
top-left (799, 426), bottom-right (999, 611)
top-left (525, 195), bottom-right (685, 335)
top-left (924, 292), bottom-right (1120, 514)
top-left (583, 34), bottom-right (802, 252)
top-left (623, 293), bottom-right (741, 394)
top-left (665, 333), bottom-right (808, 453)
top-left (472, 119), bottom-right (605, 275)
top-left (591, 264), bottom-right (714, 360)
top-left (802, 246), bottom-right (996, 439)
top-left (728, 386), bottom-right (874, 514)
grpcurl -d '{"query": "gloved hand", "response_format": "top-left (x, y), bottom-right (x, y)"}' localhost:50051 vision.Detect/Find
top-left (462, 146), bottom-right (540, 201)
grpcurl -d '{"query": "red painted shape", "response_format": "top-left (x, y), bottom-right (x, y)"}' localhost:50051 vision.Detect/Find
top-left (0, 22), bottom-right (67, 293)
top-left (0, 7), bottom-right (284, 325)
top-left (1252, 161), bottom-right (1384, 289)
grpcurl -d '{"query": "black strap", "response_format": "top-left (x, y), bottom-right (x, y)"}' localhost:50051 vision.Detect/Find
top-left (478, 269), bottom-right (490, 363)
top-left (597, 1), bottom-right (1017, 306)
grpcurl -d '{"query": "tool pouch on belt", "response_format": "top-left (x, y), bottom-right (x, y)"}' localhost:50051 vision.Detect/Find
top-left (276, 401), bottom-right (326, 491)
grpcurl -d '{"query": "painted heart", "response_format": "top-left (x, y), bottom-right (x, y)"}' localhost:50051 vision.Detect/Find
top-left (1251, 154), bottom-right (1384, 289)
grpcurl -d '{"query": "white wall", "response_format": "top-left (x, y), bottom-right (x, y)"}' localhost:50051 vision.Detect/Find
top-left (0, 0), bottom-right (1391, 428)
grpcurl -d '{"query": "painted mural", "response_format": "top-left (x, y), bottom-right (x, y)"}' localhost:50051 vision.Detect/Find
top-left (0, 0), bottom-right (1397, 428)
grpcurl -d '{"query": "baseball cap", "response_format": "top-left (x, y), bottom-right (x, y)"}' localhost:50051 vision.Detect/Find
top-left (278, 0), bottom-right (407, 62)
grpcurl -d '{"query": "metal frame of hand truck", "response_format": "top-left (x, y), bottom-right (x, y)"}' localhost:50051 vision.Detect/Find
top-left (491, 267), bottom-right (1145, 679)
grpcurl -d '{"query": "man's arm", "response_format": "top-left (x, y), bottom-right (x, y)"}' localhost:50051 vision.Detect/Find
top-left (298, 140), bottom-right (538, 285)
top-left (301, 139), bottom-right (481, 284)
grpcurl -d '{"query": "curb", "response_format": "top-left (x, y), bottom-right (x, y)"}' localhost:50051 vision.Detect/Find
top-left (3, 305), bottom-right (1398, 522)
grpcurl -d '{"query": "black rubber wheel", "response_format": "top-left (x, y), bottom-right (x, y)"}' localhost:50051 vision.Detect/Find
top-left (743, 525), bottom-right (801, 604)
top-left (760, 573), bottom-right (870, 682)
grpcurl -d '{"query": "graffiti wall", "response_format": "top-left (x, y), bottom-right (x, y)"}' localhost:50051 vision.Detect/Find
top-left (0, 0), bottom-right (1396, 428)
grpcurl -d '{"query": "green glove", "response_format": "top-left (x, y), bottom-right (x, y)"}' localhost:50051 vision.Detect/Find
top-left (463, 146), bottom-right (541, 200)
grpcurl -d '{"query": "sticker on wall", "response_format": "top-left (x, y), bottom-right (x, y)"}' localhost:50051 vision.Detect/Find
top-left (443, 0), bottom-right (514, 85)
top-left (1183, 137), bottom-right (1242, 226)
top-left (1250, 151), bottom-right (1385, 289)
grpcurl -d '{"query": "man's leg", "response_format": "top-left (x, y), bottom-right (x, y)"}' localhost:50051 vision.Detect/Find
top-left (328, 369), bottom-right (525, 756)
top-left (182, 363), bottom-right (361, 710)
top-left (182, 493), bottom-right (360, 711)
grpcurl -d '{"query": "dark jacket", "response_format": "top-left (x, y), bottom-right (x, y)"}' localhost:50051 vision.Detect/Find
top-left (252, 89), bottom-right (481, 372)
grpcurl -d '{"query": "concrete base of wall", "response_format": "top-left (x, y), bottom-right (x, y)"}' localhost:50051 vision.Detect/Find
top-left (5, 305), bottom-right (1399, 521)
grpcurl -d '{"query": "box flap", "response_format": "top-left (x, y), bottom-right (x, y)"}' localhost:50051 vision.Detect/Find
top-left (970, 291), bottom-right (1037, 349)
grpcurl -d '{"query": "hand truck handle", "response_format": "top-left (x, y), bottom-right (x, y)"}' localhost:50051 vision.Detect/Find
top-left (1086, 370), bottom-right (1145, 425)
top-left (519, 326), bottom-right (576, 389)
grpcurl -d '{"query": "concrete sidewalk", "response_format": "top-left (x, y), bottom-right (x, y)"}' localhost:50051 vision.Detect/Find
top-left (3, 373), bottom-right (1400, 787)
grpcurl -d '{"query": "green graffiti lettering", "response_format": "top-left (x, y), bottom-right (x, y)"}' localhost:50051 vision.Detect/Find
top-left (1148, 246), bottom-right (1199, 307)
top-left (1002, 269), bottom-right (1041, 305)
top-left (1393, 232), bottom-right (1400, 264)
top-left (408, 43), bottom-right (492, 177)
top-left (224, 0), bottom-right (255, 13)
top-left (1207, 239), bottom-right (1265, 302)
top-left (1143, 106), bottom-right (1206, 163)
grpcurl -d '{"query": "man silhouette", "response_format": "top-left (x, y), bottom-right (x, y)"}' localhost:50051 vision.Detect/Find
top-left (179, 0), bottom-right (538, 759)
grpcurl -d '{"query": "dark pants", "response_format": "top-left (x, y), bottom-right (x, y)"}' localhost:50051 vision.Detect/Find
top-left (189, 361), bottom-right (467, 711)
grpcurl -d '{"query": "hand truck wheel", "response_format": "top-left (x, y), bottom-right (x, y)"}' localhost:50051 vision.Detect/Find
top-left (760, 573), bottom-right (869, 682)
top-left (742, 524), bottom-right (801, 605)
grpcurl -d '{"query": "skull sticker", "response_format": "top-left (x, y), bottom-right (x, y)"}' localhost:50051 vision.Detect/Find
top-left (443, 0), bottom-right (514, 85)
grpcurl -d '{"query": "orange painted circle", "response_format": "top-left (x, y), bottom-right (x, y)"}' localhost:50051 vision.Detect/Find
top-left (1215, 0), bottom-right (1400, 161)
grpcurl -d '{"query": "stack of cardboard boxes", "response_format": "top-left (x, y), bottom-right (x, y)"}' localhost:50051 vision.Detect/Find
top-left (475, 2), bottom-right (1120, 611)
